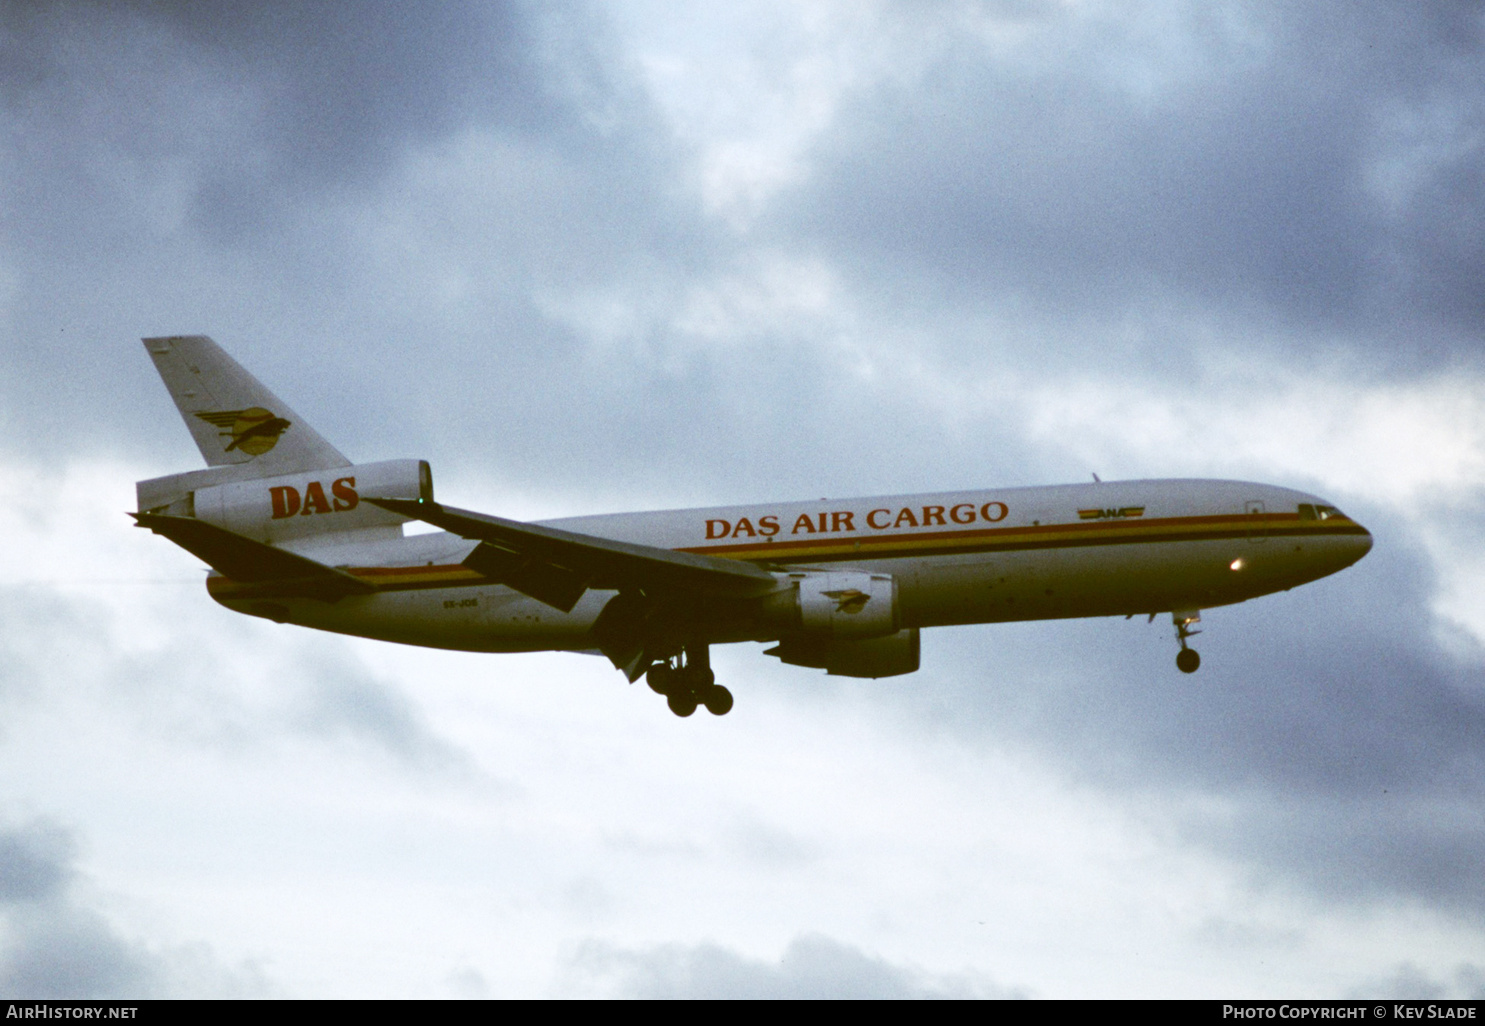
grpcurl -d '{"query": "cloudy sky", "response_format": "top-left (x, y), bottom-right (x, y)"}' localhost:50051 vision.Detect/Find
top-left (2, 0), bottom-right (1484, 999)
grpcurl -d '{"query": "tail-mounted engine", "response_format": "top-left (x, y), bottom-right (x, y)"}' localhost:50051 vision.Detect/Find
top-left (136, 459), bottom-right (433, 543)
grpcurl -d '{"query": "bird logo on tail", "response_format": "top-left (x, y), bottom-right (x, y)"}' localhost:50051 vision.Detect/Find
top-left (194, 407), bottom-right (292, 456)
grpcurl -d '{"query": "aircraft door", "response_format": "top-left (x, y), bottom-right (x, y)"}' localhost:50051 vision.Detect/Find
top-left (1245, 500), bottom-right (1267, 542)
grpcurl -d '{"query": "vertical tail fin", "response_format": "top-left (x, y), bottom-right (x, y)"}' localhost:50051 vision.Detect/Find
top-left (143, 335), bottom-right (349, 476)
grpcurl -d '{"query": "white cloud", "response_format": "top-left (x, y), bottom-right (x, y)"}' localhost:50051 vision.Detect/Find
top-left (612, 1), bottom-right (915, 227)
top-left (563, 932), bottom-right (1024, 998)
top-left (2, 455), bottom-right (1480, 996)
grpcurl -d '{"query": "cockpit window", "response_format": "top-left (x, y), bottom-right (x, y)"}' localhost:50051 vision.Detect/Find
top-left (1299, 503), bottom-right (1348, 521)
top-left (1318, 505), bottom-right (1342, 520)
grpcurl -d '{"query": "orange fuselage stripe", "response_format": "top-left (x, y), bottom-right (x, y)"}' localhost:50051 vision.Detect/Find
top-left (207, 513), bottom-right (1364, 596)
top-left (676, 511), bottom-right (1363, 562)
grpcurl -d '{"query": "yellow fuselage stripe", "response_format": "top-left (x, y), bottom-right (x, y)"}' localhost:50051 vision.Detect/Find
top-left (206, 513), bottom-right (1364, 597)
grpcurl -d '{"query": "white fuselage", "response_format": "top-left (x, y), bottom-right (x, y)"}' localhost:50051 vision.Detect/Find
top-left (207, 479), bottom-right (1372, 654)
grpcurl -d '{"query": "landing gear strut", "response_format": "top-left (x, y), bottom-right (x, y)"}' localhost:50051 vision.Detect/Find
top-left (1173, 610), bottom-right (1201, 673)
top-left (646, 644), bottom-right (733, 717)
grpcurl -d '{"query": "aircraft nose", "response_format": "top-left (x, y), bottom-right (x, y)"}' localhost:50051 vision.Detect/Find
top-left (1335, 518), bottom-right (1373, 570)
top-left (1302, 496), bottom-right (1372, 570)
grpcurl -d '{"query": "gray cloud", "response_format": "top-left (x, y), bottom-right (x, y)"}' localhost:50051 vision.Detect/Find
top-left (0, 580), bottom-right (476, 776)
top-left (0, 820), bottom-right (73, 904)
top-left (1, 904), bottom-right (159, 1000)
top-left (1, 1), bottom-right (559, 194)
top-left (1350, 963), bottom-right (1485, 1000)
top-left (566, 933), bottom-right (1026, 999)
top-left (782, 1), bottom-right (1485, 367)
top-left (0, 0), bottom-right (716, 485)
top-left (0, 818), bottom-right (265, 998)
top-left (293, 654), bottom-right (479, 774)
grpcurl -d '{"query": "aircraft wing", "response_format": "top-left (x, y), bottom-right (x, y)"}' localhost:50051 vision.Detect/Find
top-left (367, 497), bottom-right (781, 612)
top-left (132, 512), bottom-right (375, 599)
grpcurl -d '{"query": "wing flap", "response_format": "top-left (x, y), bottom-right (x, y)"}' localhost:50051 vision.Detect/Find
top-left (368, 498), bottom-right (780, 605)
top-left (460, 541), bottom-right (589, 613)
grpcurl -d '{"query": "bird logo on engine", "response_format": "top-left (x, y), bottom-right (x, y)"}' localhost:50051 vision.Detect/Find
top-left (822, 588), bottom-right (871, 615)
top-left (195, 407), bottom-right (292, 455)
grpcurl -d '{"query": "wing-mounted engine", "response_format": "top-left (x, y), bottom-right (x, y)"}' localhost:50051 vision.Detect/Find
top-left (763, 570), bottom-right (901, 638)
top-left (137, 458), bottom-right (434, 544)
top-left (758, 570), bottom-right (917, 678)
top-left (766, 629), bottom-right (920, 678)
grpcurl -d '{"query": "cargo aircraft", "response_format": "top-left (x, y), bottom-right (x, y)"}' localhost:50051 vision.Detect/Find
top-left (134, 336), bottom-right (1372, 717)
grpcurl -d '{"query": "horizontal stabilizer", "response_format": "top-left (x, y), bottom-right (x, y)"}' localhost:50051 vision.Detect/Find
top-left (132, 513), bottom-right (374, 600)
top-left (368, 498), bottom-right (782, 607)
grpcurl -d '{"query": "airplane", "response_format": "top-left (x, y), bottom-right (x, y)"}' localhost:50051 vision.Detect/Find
top-left (133, 335), bottom-right (1373, 717)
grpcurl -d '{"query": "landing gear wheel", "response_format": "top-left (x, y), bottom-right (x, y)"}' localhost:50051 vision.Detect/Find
top-left (701, 685), bottom-right (734, 716)
top-left (654, 643), bottom-right (723, 717)
top-left (1176, 648), bottom-right (1201, 674)
top-left (666, 690), bottom-right (699, 717)
top-left (647, 663), bottom-right (676, 696)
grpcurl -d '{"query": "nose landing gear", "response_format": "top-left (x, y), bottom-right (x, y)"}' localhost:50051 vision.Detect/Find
top-left (1173, 610), bottom-right (1201, 673)
top-left (646, 644), bottom-right (733, 717)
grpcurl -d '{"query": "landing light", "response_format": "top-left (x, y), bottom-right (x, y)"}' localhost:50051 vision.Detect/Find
top-left (1230, 558), bottom-right (1244, 571)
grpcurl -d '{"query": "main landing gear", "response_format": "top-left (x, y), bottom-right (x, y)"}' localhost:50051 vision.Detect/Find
top-left (1173, 610), bottom-right (1202, 673)
top-left (646, 645), bottom-right (733, 717)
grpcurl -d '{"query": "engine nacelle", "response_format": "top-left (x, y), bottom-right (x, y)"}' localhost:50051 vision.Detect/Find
top-left (160, 459), bottom-right (432, 544)
top-left (767, 629), bottom-right (920, 678)
top-left (766, 570), bottom-right (900, 639)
